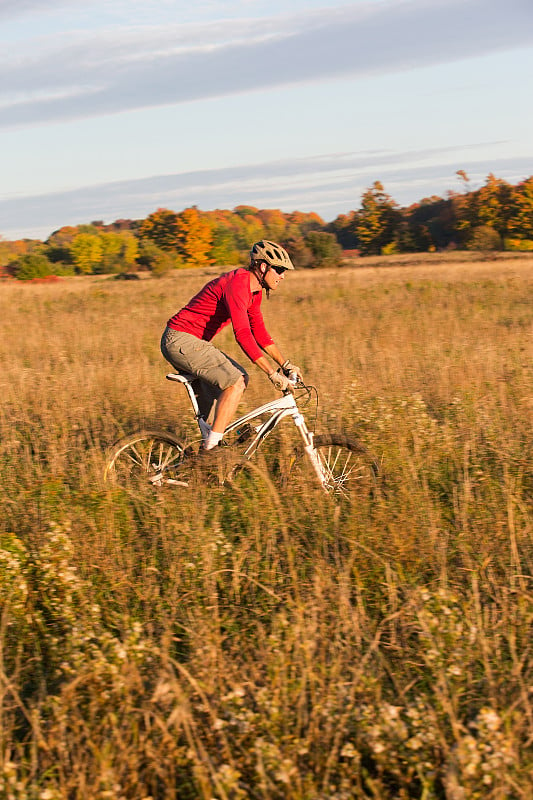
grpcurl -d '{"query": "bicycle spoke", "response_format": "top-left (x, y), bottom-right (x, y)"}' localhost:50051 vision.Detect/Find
top-left (287, 434), bottom-right (381, 502)
top-left (106, 432), bottom-right (186, 487)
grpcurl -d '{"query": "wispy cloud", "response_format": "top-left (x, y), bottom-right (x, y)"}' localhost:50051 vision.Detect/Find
top-left (1, 144), bottom-right (530, 239)
top-left (1, 0), bottom-right (532, 127)
top-left (0, 0), bottom-right (84, 19)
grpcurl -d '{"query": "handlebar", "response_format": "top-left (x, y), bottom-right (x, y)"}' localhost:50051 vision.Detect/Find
top-left (283, 376), bottom-right (311, 395)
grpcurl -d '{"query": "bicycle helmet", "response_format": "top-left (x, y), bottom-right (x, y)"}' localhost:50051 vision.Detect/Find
top-left (249, 240), bottom-right (294, 270)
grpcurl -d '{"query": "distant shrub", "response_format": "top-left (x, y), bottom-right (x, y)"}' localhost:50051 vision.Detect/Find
top-left (26, 275), bottom-right (62, 284)
top-left (504, 237), bottom-right (533, 251)
top-left (381, 242), bottom-right (400, 255)
top-left (304, 231), bottom-right (343, 268)
top-left (466, 225), bottom-right (502, 251)
top-left (114, 272), bottom-right (140, 280)
top-left (136, 240), bottom-right (181, 275)
top-left (10, 253), bottom-right (55, 281)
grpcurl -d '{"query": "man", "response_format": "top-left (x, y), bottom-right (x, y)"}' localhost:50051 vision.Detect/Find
top-left (160, 240), bottom-right (303, 455)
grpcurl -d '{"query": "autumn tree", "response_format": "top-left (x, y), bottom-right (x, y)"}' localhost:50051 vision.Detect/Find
top-left (173, 207), bottom-right (213, 267)
top-left (1, 238), bottom-right (37, 271)
top-left (231, 208), bottom-right (265, 250)
top-left (138, 208), bottom-right (181, 251)
top-left (355, 182), bottom-right (400, 255)
top-left (69, 229), bottom-right (139, 274)
top-left (476, 174), bottom-right (513, 242)
top-left (403, 197), bottom-right (454, 251)
top-left (466, 225), bottom-right (502, 251)
top-left (284, 237), bottom-right (314, 268)
top-left (70, 232), bottom-right (104, 273)
top-left (508, 177), bottom-right (533, 240)
top-left (257, 209), bottom-right (287, 243)
top-left (327, 212), bottom-right (358, 249)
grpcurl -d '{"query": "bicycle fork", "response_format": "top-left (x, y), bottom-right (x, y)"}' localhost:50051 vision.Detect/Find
top-left (291, 409), bottom-right (329, 492)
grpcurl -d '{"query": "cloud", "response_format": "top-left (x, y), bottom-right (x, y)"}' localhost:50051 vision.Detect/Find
top-left (0, 0), bottom-right (83, 19)
top-left (1, 144), bottom-right (530, 240)
top-left (1, 0), bottom-right (532, 127)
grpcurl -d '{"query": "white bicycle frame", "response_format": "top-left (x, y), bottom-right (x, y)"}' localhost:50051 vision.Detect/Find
top-left (166, 372), bottom-right (329, 490)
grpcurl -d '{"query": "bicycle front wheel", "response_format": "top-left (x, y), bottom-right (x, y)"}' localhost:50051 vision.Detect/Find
top-left (289, 434), bottom-right (382, 501)
top-left (104, 430), bottom-right (188, 487)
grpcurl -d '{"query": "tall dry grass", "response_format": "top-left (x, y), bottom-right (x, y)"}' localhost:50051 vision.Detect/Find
top-left (0, 257), bottom-right (532, 799)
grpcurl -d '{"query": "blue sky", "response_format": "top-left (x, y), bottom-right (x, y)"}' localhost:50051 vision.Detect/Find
top-left (1, 0), bottom-right (532, 241)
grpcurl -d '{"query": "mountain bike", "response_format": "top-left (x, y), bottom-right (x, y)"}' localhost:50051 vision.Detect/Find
top-left (104, 372), bottom-right (382, 501)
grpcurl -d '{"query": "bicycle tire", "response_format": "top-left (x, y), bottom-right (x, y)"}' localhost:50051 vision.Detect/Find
top-left (288, 433), bottom-right (382, 501)
top-left (104, 429), bottom-right (189, 487)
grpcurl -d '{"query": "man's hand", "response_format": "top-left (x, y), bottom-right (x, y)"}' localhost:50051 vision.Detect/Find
top-left (269, 369), bottom-right (291, 391)
top-left (281, 360), bottom-right (303, 381)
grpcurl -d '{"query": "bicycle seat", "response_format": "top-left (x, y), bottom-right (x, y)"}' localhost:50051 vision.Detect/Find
top-left (166, 371), bottom-right (196, 384)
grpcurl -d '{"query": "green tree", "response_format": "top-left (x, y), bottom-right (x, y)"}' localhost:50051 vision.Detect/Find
top-left (136, 240), bottom-right (180, 275)
top-left (209, 226), bottom-right (240, 266)
top-left (304, 231), bottom-right (343, 268)
top-left (99, 231), bottom-right (139, 273)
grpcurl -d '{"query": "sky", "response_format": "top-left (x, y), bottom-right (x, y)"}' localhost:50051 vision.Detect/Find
top-left (1, 0), bottom-right (532, 241)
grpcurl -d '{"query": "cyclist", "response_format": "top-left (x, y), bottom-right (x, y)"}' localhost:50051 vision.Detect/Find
top-left (161, 240), bottom-right (303, 455)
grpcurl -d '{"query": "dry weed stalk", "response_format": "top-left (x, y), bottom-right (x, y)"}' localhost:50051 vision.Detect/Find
top-left (0, 257), bottom-right (532, 798)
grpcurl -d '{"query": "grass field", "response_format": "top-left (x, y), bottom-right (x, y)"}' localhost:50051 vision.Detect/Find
top-left (1, 256), bottom-right (532, 799)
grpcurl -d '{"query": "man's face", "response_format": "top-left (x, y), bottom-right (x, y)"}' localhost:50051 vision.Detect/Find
top-left (263, 264), bottom-right (287, 290)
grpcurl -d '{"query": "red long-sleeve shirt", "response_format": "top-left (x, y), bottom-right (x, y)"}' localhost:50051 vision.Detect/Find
top-left (167, 268), bottom-right (273, 362)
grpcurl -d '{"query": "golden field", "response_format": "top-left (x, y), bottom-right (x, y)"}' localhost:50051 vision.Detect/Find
top-left (0, 255), bottom-right (532, 799)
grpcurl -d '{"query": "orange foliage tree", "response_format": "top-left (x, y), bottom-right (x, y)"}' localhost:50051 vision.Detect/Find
top-left (174, 207), bottom-right (213, 267)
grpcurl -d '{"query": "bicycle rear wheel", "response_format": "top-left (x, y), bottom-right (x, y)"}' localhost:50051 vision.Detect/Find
top-left (288, 434), bottom-right (382, 501)
top-left (104, 430), bottom-right (189, 487)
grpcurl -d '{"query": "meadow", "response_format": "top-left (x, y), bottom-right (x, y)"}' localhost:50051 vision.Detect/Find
top-left (0, 255), bottom-right (532, 799)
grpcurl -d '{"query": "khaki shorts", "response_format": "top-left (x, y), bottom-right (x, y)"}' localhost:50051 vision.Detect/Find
top-left (161, 327), bottom-right (248, 402)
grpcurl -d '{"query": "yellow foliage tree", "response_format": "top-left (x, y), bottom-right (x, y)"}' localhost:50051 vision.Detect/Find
top-left (174, 206), bottom-right (213, 267)
top-left (71, 233), bottom-right (104, 274)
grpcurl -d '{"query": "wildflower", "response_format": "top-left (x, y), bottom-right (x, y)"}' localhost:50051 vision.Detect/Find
top-left (407, 736), bottom-right (423, 751)
top-left (340, 742), bottom-right (357, 758)
top-left (447, 665), bottom-right (462, 677)
top-left (39, 790), bottom-right (58, 800)
top-left (477, 707), bottom-right (501, 732)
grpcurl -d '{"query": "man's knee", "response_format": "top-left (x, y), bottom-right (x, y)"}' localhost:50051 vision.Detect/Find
top-left (233, 374), bottom-right (247, 394)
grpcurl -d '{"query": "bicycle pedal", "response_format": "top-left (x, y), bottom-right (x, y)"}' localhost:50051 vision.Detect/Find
top-left (234, 424), bottom-right (255, 444)
top-left (181, 445), bottom-right (197, 460)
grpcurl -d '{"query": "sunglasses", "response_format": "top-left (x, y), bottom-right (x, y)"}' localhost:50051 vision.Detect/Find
top-left (271, 265), bottom-right (287, 275)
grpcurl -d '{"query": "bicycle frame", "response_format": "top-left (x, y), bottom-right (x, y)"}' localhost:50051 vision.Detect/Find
top-left (165, 372), bottom-right (329, 489)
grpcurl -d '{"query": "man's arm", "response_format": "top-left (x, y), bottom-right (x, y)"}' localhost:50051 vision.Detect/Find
top-left (256, 343), bottom-right (285, 375)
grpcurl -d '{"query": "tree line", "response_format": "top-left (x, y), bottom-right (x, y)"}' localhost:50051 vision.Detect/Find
top-left (1, 172), bottom-right (532, 280)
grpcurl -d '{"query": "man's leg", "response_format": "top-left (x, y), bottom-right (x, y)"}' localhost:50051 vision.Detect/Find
top-left (204, 375), bottom-right (246, 449)
top-left (160, 329), bottom-right (247, 447)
